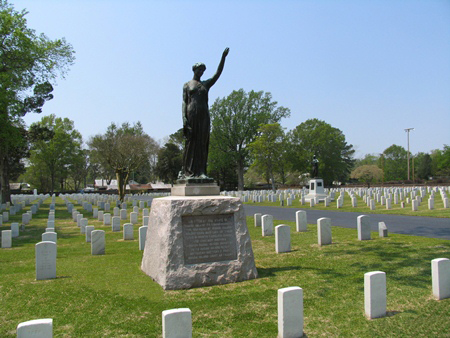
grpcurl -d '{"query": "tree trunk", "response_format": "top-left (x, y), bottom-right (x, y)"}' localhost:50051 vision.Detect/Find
top-left (0, 155), bottom-right (11, 203)
top-left (116, 168), bottom-right (129, 202)
top-left (270, 173), bottom-right (276, 193)
top-left (236, 158), bottom-right (245, 191)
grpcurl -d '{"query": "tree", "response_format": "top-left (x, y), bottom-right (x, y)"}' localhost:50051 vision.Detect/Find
top-left (208, 130), bottom-right (238, 190)
top-left (209, 89), bottom-right (290, 190)
top-left (350, 165), bottom-right (383, 188)
top-left (354, 153), bottom-right (379, 168)
top-left (26, 115), bottom-right (83, 193)
top-left (155, 143), bottom-right (182, 184)
top-left (381, 144), bottom-right (407, 181)
top-left (0, 1), bottom-right (75, 202)
top-left (414, 152), bottom-right (432, 180)
top-left (248, 123), bottom-right (286, 192)
top-left (287, 118), bottom-right (355, 186)
top-left (88, 122), bottom-right (158, 201)
top-left (430, 145), bottom-right (450, 178)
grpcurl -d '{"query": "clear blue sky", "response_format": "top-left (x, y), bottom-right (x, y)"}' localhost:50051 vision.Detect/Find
top-left (14, 0), bottom-right (450, 158)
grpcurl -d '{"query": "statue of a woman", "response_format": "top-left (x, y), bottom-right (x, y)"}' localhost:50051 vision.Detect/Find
top-left (312, 155), bottom-right (319, 178)
top-left (180, 47), bottom-right (229, 179)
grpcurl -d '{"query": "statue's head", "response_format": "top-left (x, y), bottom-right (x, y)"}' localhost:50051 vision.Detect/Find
top-left (192, 62), bottom-right (206, 72)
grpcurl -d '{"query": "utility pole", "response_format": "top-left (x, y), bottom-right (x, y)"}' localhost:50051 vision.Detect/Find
top-left (405, 128), bottom-right (414, 181)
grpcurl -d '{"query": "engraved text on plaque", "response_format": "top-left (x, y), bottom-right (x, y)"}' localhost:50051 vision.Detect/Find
top-left (182, 214), bottom-right (237, 264)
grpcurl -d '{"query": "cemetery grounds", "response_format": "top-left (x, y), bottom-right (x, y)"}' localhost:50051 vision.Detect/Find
top-left (0, 195), bottom-right (449, 337)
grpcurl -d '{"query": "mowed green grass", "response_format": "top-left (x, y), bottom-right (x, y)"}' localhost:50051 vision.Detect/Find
top-left (245, 191), bottom-right (450, 218)
top-left (0, 197), bottom-right (449, 337)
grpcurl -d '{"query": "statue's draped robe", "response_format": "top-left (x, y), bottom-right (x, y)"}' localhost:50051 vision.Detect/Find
top-left (182, 79), bottom-right (212, 177)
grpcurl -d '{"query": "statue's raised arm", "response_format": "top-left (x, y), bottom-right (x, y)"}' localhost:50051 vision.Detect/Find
top-left (205, 47), bottom-right (229, 89)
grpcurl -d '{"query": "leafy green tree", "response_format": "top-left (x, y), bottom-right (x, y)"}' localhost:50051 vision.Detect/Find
top-left (350, 165), bottom-right (383, 188)
top-left (88, 122), bottom-right (158, 201)
top-left (381, 144), bottom-right (407, 181)
top-left (414, 152), bottom-right (432, 180)
top-left (354, 153), bottom-right (379, 168)
top-left (208, 130), bottom-right (238, 190)
top-left (287, 118), bottom-right (355, 186)
top-left (155, 143), bottom-right (182, 184)
top-left (430, 145), bottom-right (450, 177)
top-left (210, 89), bottom-right (290, 190)
top-left (0, 1), bottom-right (74, 202)
top-left (68, 149), bottom-right (90, 191)
top-left (168, 128), bottom-right (184, 152)
top-left (26, 115), bottom-right (83, 193)
top-left (248, 123), bottom-right (286, 192)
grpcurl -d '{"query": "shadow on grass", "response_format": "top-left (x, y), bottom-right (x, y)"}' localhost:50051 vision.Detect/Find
top-left (257, 265), bottom-right (346, 280)
top-left (332, 240), bottom-right (450, 289)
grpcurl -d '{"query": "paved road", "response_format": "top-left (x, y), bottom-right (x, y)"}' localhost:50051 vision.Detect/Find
top-left (133, 196), bottom-right (450, 240)
top-left (244, 205), bottom-right (450, 240)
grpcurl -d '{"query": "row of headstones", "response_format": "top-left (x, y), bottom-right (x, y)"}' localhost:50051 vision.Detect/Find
top-left (220, 186), bottom-right (449, 207)
top-left (65, 199), bottom-right (150, 251)
top-left (254, 211), bottom-right (387, 251)
top-left (34, 223), bottom-right (149, 281)
top-left (17, 260), bottom-right (450, 338)
top-left (61, 193), bottom-right (157, 212)
top-left (1, 197), bottom-right (49, 248)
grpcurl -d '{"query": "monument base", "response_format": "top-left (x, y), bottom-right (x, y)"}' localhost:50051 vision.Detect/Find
top-left (171, 182), bottom-right (220, 196)
top-left (304, 178), bottom-right (331, 202)
top-left (140, 195), bottom-right (258, 290)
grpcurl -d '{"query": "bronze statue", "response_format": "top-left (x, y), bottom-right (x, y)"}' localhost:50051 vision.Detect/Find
top-left (312, 155), bottom-right (319, 178)
top-left (180, 47), bottom-right (229, 180)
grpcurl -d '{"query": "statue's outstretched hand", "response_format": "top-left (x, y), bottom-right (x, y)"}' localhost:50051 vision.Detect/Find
top-left (223, 47), bottom-right (230, 57)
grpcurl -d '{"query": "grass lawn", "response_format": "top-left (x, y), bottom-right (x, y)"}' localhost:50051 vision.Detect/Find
top-left (0, 196), bottom-right (449, 337)
top-left (244, 191), bottom-right (450, 218)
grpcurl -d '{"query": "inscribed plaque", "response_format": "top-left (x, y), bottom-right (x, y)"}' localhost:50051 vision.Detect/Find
top-left (182, 214), bottom-right (237, 264)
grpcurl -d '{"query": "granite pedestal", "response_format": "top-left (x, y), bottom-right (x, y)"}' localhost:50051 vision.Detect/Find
top-left (140, 194), bottom-right (258, 290)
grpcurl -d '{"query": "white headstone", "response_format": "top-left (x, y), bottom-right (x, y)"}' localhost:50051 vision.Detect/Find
top-left (295, 210), bottom-right (307, 232)
top-left (42, 232), bottom-right (57, 243)
top-left (76, 213), bottom-right (83, 227)
top-left (139, 226), bottom-right (148, 250)
top-left (254, 213), bottom-right (262, 227)
top-left (317, 217), bottom-right (331, 246)
top-left (124, 223), bottom-right (134, 240)
top-left (142, 216), bottom-right (149, 226)
top-left (364, 271), bottom-right (386, 319)
top-left (2, 230), bottom-right (12, 248)
top-left (85, 226), bottom-right (95, 243)
top-left (112, 216), bottom-right (121, 232)
top-left (261, 214), bottom-right (274, 236)
top-left (47, 220), bottom-right (55, 229)
top-left (98, 210), bottom-right (104, 221)
top-left (275, 225), bottom-right (291, 253)
top-left (17, 318), bottom-right (53, 338)
top-left (162, 308), bottom-right (192, 338)
top-left (35, 241), bottom-right (57, 280)
top-left (2, 211), bottom-right (9, 222)
top-left (22, 213), bottom-right (30, 225)
top-left (120, 209), bottom-right (127, 220)
top-left (113, 207), bottom-right (120, 216)
top-left (143, 208), bottom-right (149, 217)
top-left (432, 258), bottom-right (450, 300)
top-left (378, 222), bottom-right (388, 237)
top-left (91, 230), bottom-right (105, 255)
top-left (11, 222), bottom-right (19, 238)
top-left (80, 218), bottom-right (88, 234)
top-left (130, 212), bottom-right (138, 225)
top-left (278, 287), bottom-right (303, 338)
top-left (103, 213), bottom-right (111, 225)
top-left (357, 215), bottom-right (371, 241)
